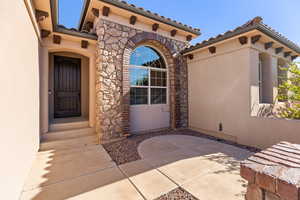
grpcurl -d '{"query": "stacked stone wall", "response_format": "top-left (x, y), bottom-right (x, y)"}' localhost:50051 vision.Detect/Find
top-left (95, 18), bottom-right (189, 142)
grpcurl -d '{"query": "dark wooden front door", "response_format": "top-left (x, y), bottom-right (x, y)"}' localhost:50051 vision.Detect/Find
top-left (54, 56), bottom-right (81, 118)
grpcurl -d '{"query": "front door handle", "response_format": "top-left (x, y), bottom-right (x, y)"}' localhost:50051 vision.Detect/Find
top-left (48, 90), bottom-right (52, 95)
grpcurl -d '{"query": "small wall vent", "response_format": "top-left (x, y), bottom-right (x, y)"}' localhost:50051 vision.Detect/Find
top-left (219, 123), bottom-right (223, 132)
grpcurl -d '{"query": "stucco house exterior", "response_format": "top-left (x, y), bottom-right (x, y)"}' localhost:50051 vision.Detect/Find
top-left (184, 17), bottom-right (300, 149)
top-left (38, 0), bottom-right (200, 143)
top-left (1, 0), bottom-right (300, 199)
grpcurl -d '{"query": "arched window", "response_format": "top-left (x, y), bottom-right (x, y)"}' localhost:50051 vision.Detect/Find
top-left (129, 46), bottom-right (167, 105)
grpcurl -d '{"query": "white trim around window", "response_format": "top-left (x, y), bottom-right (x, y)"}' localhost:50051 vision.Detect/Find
top-left (129, 65), bottom-right (168, 106)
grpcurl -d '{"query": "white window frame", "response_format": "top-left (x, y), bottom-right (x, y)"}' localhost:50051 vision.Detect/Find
top-left (129, 64), bottom-right (168, 106)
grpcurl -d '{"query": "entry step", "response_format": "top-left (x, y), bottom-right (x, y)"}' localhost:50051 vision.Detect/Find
top-left (40, 135), bottom-right (98, 151)
top-left (42, 127), bottom-right (95, 142)
top-left (49, 120), bottom-right (89, 132)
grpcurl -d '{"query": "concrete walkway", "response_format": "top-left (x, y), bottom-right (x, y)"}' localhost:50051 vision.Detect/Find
top-left (21, 144), bottom-right (143, 200)
top-left (135, 135), bottom-right (253, 200)
top-left (21, 134), bottom-right (252, 200)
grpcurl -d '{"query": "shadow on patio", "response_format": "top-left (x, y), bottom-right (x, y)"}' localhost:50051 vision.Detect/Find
top-left (20, 136), bottom-right (141, 200)
top-left (21, 130), bottom-right (256, 200)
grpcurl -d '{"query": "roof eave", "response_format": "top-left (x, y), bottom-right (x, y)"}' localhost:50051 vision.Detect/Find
top-left (256, 24), bottom-right (300, 54)
top-left (50, 0), bottom-right (97, 40)
top-left (78, 0), bottom-right (91, 30)
top-left (55, 26), bottom-right (97, 40)
top-left (182, 25), bottom-right (257, 54)
top-left (182, 24), bottom-right (300, 55)
top-left (50, 0), bottom-right (58, 31)
top-left (78, 0), bottom-right (201, 36)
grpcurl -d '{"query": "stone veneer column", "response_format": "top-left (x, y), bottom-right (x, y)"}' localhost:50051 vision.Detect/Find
top-left (94, 18), bottom-right (189, 142)
top-left (241, 141), bottom-right (300, 200)
top-left (175, 56), bottom-right (189, 128)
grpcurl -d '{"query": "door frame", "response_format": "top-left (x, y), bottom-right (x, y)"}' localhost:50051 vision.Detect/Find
top-left (53, 55), bottom-right (82, 118)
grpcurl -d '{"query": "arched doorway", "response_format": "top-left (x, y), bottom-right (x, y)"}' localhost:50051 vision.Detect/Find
top-left (129, 46), bottom-right (170, 133)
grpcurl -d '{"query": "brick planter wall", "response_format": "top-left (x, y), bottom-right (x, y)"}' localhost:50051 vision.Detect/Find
top-left (94, 18), bottom-right (189, 142)
top-left (241, 141), bottom-right (300, 200)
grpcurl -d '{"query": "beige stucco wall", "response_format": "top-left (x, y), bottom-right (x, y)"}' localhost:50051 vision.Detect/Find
top-left (49, 52), bottom-right (90, 122)
top-left (188, 39), bottom-right (300, 149)
top-left (0, 0), bottom-right (40, 199)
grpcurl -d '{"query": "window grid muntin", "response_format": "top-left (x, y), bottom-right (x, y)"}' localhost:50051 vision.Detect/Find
top-left (151, 70), bottom-right (167, 87)
top-left (151, 88), bottom-right (167, 104)
top-left (130, 87), bottom-right (148, 105)
top-left (129, 68), bottom-right (149, 86)
top-left (130, 46), bottom-right (166, 69)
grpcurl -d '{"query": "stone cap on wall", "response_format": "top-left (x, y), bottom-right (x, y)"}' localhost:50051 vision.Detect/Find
top-left (241, 141), bottom-right (300, 200)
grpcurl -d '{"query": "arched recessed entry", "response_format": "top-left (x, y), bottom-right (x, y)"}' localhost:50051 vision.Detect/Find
top-left (129, 46), bottom-right (170, 133)
top-left (39, 41), bottom-right (96, 135)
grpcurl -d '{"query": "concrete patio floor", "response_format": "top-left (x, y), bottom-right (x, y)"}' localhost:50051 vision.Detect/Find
top-left (21, 134), bottom-right (253, 200)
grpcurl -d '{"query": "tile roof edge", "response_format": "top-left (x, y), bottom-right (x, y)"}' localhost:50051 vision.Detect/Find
top-left (256, 23), bottom-right (300, 54)
top-left (56, 25), bottom-right (98, 40)
top-left (182, 20), bottom-right (300, 55)
top-left (181, 25), bottom-right (257, 54)
top-left (79, 0), bottom-right (201, 35)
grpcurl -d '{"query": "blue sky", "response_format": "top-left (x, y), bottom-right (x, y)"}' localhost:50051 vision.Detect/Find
top-left (59, 0), bottom-right (300, 46)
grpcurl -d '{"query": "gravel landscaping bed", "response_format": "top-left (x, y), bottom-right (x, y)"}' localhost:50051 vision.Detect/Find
top-left (154, 187), bottom-right (198, 200)
top-left (103, 129), bottom-right (260, 165)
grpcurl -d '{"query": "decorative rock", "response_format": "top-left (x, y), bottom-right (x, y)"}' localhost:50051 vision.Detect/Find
top-left (106, 63), bottom-right (115, 74)
top-left (106, 37), bottom-right (119, 44)
top-left (112, 44), bottom-right (119, 51)
top-left (103, 50), bottom-right (109, 56)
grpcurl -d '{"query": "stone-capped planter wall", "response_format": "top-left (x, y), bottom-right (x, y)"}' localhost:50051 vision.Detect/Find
top-left (241, 141), bottom-right (300, 200)
top-left (95, 18), bottom-right (189, 142)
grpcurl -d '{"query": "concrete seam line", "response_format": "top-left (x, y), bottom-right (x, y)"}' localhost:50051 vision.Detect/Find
top-left (117, 165), bottom-right (147, 200)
